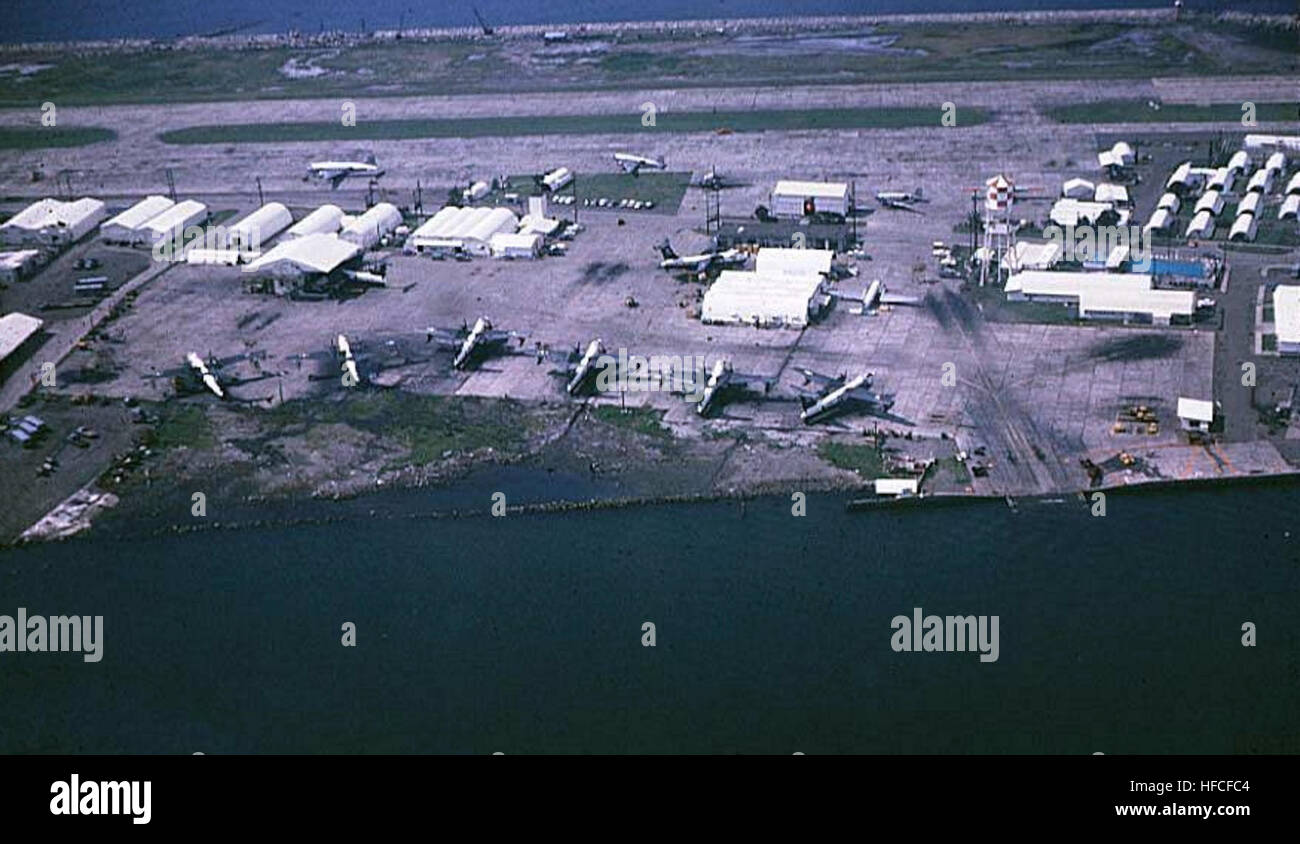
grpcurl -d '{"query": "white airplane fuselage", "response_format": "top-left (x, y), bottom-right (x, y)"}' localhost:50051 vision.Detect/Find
top-left (454, 318), bottom-right (492, 370)
top-left (696, 359), bottom-right (731, 416)
top-left (186, 351), bottom-right (224, 398)
top-left (336, 334), bottom-right (360, 386)
top-left (567, 339), bottom-right (605, 395)
top-left (800, 373), bottom-right (873, 424)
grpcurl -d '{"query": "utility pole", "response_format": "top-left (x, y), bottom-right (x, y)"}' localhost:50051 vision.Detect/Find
top-left (165, 168), bottom-right (177, 203)
top-left (255, 176), bottom-right (264, 207)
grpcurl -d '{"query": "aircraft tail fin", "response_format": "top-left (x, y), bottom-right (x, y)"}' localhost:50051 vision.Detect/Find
top-left (657, 240), bottom-right (677, 260)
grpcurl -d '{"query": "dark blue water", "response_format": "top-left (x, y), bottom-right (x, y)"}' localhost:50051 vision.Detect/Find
top-left (1, 482), bottom-right (1296, 754)
top-left (5, 1), bottom-right (1293, 45)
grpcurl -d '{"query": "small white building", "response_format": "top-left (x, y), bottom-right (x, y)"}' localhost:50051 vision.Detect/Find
top-left (463, 181), bottom-right (490, 202)
top-left (100, 195), bottom-right (174, 244)
top-left (488, 232), bottom-right (542, 259)
top-left (1061, 178), bottom-right (1095, 199)
top-left (1207, 167), bottom-right (1235, 193)
top-left (1185, 210), bottom-right (1214, 239)
top-left (0, 249), bottom-right (41, 284)
top-left (1227, 150), bottom-right (1251, 173)
top-left (1246, 168), bottom-right (1275, 194)
top-left (0, 197), bottom-right (107, 247)
top-left (226, 202), bottom-right (292, 252)
top-left (875, 478), bottom-right (919, 497)
top-left (1007, 240), bottom-right (1062, 272)
top-left (541, 167), bottom-right (573, 193)
top-left (700, 270), bottom-right (827, 328)
top-left (1237, 191), bottom-right (1262, 217)
top-left (1279, 194), bottom-right (1300, 221)
top-left (1228, 213), bottom-right (1258, 242)
top-left (1094, 183), bottom-right (1130, 205)
top-left (140, 200), bottom-right (208, 246)
top-left (339, 202), bottom-right (401, 250)
top-left (1264, 152), bottom-right (1287, 173)
top-left (1156, 192), bottom-right (1181, 213)
top-left (0, 311), bottom-right (44, 367)
top-left (771, 181), bottom-right (849, 219)
top-left (1176, 397), bottom-right (1214, 433)
top-left (1144, 208), bottom-right (1175, 233)
top-left (1273, 286), bottom-right (1300, 355)
top-left (1193, 190), bottom-right (1224, 216)
top-left (1050, 198), bottom-right (1117, 227)
top-left (285, 204), bottom-right (344, 239)
top-left (1166, 161), bottom-right (1196, 191)
top-left (1244, 134), bottom-right (1300, 153)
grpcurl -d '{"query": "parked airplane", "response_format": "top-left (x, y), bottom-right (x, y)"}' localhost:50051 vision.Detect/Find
top-left (833, 279), bottom-right (923, 312)
top-left (795, 368), bottom-right (895, 425)
top-left (676, 359), bottom-right (774, 417)
top-left (306, 154), bottom-right (385, 188)
top-left (614, 152), bottom-right (666, 175)
top-left (297, 333), bottom-right (431, 388)
top-left (657, 239), bottom-right (747, 273)
top-left (539, 338), bottom-right (607, 397)
top-left (876, 186), bottom-right (926, 211)
top-left (692, 167), bottom-right (748, 191)
top-left (427, 317), bottom-right (525, 370)
top-left (147, 351), bottom-right (275, 400)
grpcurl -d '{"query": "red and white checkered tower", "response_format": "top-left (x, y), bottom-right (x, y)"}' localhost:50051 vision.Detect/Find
top-left (980, 174), bottom-right (1015, 286)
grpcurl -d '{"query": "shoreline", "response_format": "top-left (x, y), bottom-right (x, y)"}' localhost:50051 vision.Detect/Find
top-left (2, 8), bottom-right (1296, 55)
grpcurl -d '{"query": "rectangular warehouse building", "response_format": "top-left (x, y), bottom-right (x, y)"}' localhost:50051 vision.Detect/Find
top-left (700, 270), bottom-right (827, 328)
top-left (1273, 286), bottom-right (1300, 355)
top-left (339, 203), bottom-right (402, 250)
top-left (1, 197), bottom-right (107, 247)
top-left (0, 311), bottom-right (44, 380)
top-left (771, 181), bottom-right (849, 219)
top-left (100, 195), bottom-right (175, 244)
top-left (1005, 271), bottom-right (1193, 324)
top-left (406, 206), bottom-right (519, 256)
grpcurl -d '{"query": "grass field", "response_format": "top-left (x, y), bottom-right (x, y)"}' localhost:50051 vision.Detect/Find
top-left (5, 18), bottom-right (1291, 107)
top-left (158, 107), bottom-right (983, 145)
top-left (0, 127), bottom-right (117, 150)
top-left (817, 441), bottom-right (888, 479)
top-left (592, 405), bottom-right (671, 441)
top-left (1046, 101), bottom-right (1299, 124)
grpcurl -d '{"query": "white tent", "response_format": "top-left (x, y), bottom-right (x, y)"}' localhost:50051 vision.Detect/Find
top-left (1144, 208), bottom-right (1174, 232)
top-left (1207, 167), bottom-right (1235, 193)
top-left (1237, 191), bottom-right (1262, 217)
top-left (1094, 183), bottom-right (1129, 205)
top-left (489, 232), bottom-right (541, 259)
top-left (1061, 178), bottom-right (1095, 199)
top-left (339, 203), bottom-right (401, 250)
top-left (406, 206), bottom-right (519, 256)
top-left (226, 202), bottom-right (292, 252)
top-left (1246, 168), bottom-right (1275, 194)
top-left (243, 233), bottom-right (359, 281)
top-left (1287, 172), bottom-right (1300, 196)
top-left (1156, 192), bottom-right (1181, 213)
top-left (1228, 213), bottom-right (1258, 242)
top-left (1227, 150), bottom-right (1251, 173)
top-left (1279, 194), bottom-right (1300, 221)
top-left (285, 204), bottom-right (344, 239)
top-left (100, 195), bottom-right (174, 244)
top-left (1264, 152), bottom-right (1287, 173)
top-left (140, 200), bottom-right (208, 246)
top-left (1185, 210), bottom-right (1214, 239)
top-left (1193, 190), bottom-right (1224, 216)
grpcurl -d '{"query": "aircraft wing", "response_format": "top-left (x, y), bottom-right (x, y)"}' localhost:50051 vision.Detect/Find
top-left (795, 368), bottom-right (844, 391)
top-left (426, 328), bottom-right (466, 347)
top-left (880, 199), bottom-right (923, 213)
top-left (879, 293), bottom-right (922, 306)
top-left (329, 172), bottom-right (347, 190)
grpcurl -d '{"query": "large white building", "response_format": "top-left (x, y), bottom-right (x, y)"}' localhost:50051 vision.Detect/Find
top-left (1, 197), bottom-right (107, 246)
top-left (242, 233), bottom-right (360, 285)
top-left (406, 206), bottom-right (519, 256)
top-left (140, 200), bottom-right (208, 246)
top-left (700, 270), bottom-right (827, 328)
top-left (1274, 286), bottom-right (1300, 355)
top-left (489, 232), bottom-right (542, 259)
top-left (1005, 271), bottom-right (1194, 324)
top-left (226, 202), bottom-right (292, 252)
top-left (100, 195), bottom-right (175, 244)
top-left (339, 203), bottom-right (401, 250)
top-left (770, 181), bottom-right (849, 219)
top-left (285, 204), bottom-right (344, 239)
top-left (0, 311), bottom-right (44, 371)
